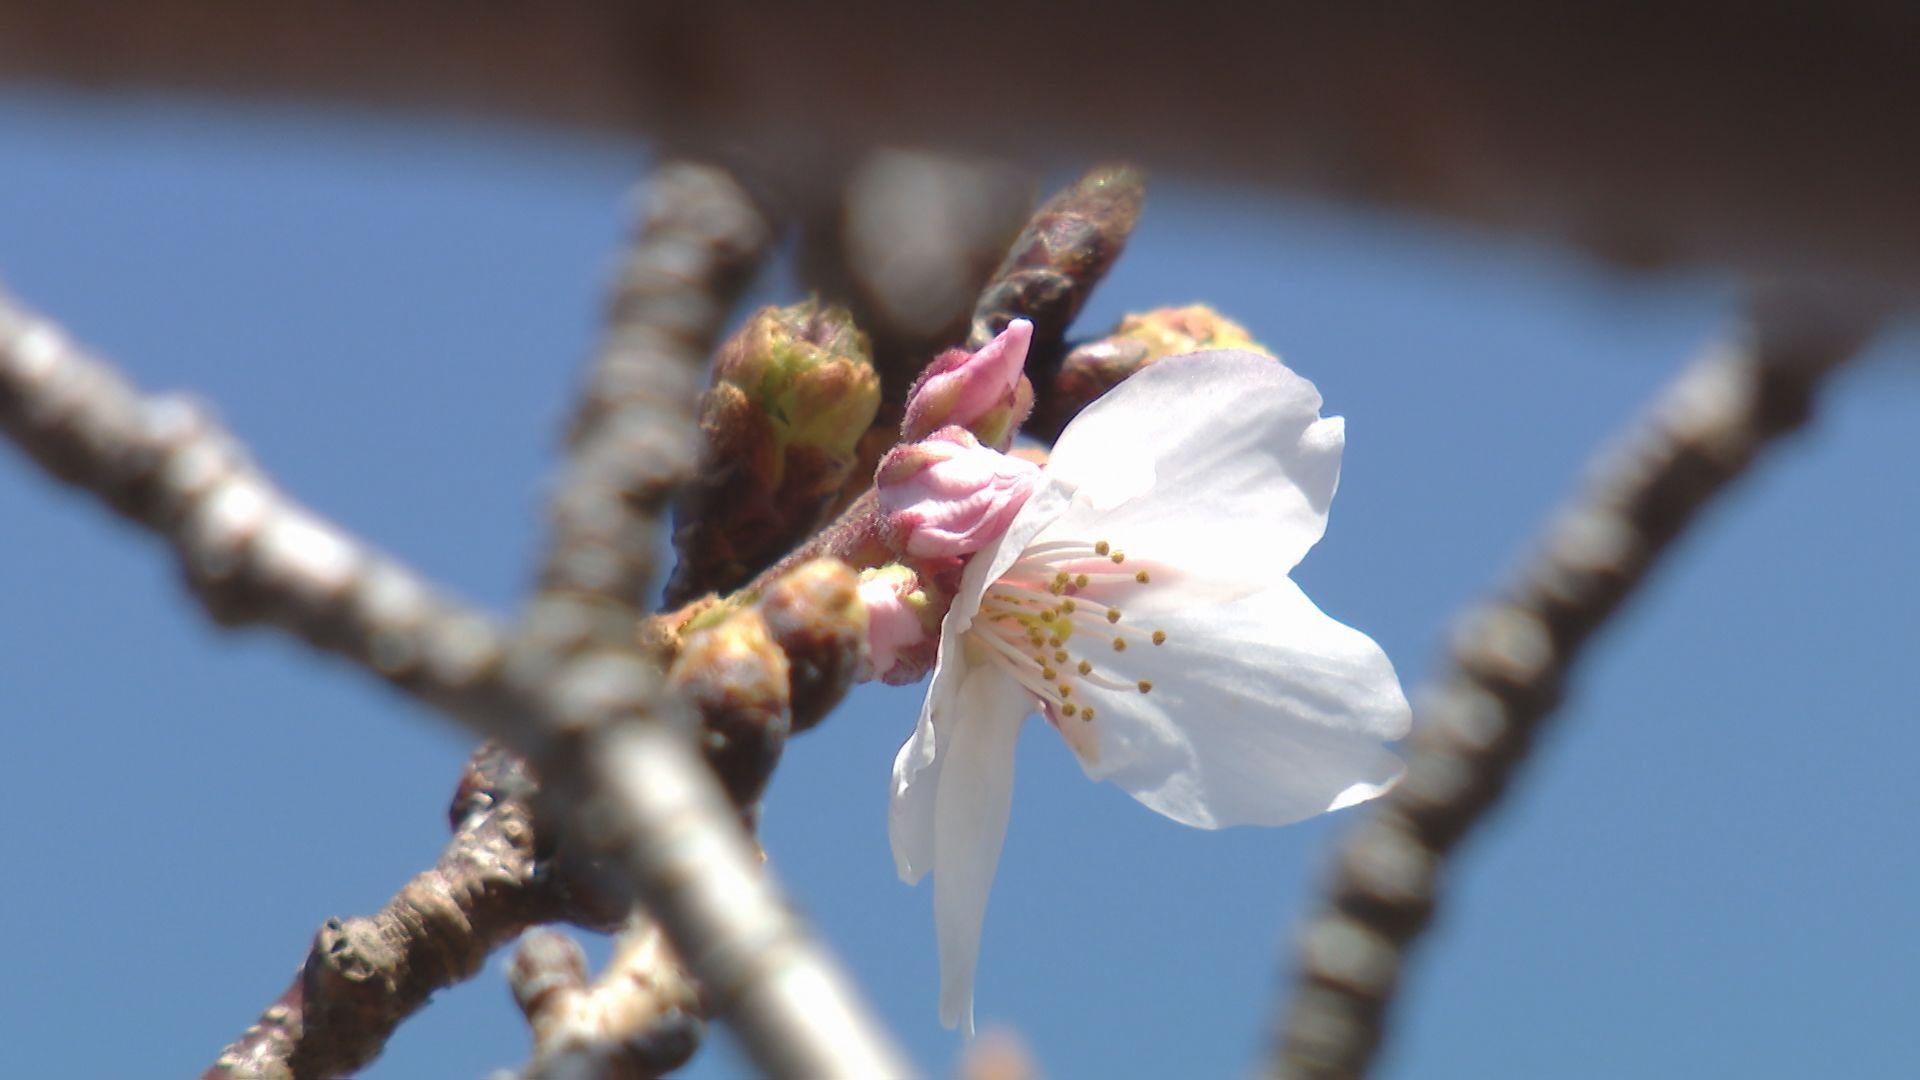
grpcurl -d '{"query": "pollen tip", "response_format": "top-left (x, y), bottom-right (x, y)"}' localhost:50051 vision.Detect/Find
top-left (1110, 551), bottom-right (1125, 564)
top-left (1135, 570), bottom-right (1150, 584)
top-left (1082, 707), bottom-right (1096, 721)
top-left (1041, 666), bottom-right (1057, 680)
top-left (1063, 704), bottom-right (1079, 718)
top-left (1151, 630), bottom-right (1167, 646)
top-left (1053, 650), bottom-right (1068, 663)
top-left (1106, 609), bottom-right (1121, 624)
top-left (1137, 680), bottom-right (1153, 694)
top-left (1060, 599), bottom-right (1076, 613)
top-left (1093, 540), bottom-right (1110, 556)
top-left (1074, 573), bottom-right (1089, 588)
top-left (1077, 660), bottom-right (1092, 675)
top-left (1112, 638), bottom-right (1127, 652)
top-left (1058, 684), bottom-right (1071, 697)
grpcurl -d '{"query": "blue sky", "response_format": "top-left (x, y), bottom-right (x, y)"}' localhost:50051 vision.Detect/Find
top-left (1, 90), bottom-right (1915, 1078)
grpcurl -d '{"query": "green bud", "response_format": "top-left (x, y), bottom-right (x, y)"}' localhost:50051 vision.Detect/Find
top-left (1035, 305), bottom-right (1271, 439)
top-left (715, 300), bottom-right (880, 480)
top-left (669, 303), bottom-right (883, 602)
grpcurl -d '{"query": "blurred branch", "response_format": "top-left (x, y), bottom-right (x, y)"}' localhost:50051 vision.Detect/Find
top-left (1268, 297), bottom-right (1879, 1078)
top-left (208, 747), bottom-right (622, 1080)
top-left (0, 220), bottom-right (910, 1074)
top-left (967, 164), bottom-right (1144, 363)
top-left (507, 922), bottom-right (701, 1080)
top-left (2, 4), bottom-right (1918, 291)
top-left (526, 160), bottom-right (770, 654)
top-left (0, 285), bottom-right (525, 731)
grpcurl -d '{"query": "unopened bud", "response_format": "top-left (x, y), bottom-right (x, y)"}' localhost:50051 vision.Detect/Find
top-left (758, 558), bottom-right (867, 732)
top-left (669, 608), bottom-right (791, 808)
top-left (1036, 305), bottom-right (1269, 439)
top-left (714, 300), bottom-right (881, 469)
top-left (901, 318), bottom-right (1035, 450)
top-left (857, 564), bottom-right (942, 684)
top-left (876, 427), bottom-right (1041, 558)
top-left (668, 301), bottom-right (882, 601)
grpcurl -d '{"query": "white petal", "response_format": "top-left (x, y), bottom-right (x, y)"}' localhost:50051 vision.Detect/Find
top-left (1063, 578), bottom-right (1410, 829)
top-left (931, 662), bottom-right (1031, 1035)
top-left (1042, 350), bottom-right (1343, 578)
top-left (893, 476), bottom-right (1067, 885)
top-left (889, 641), bottom-right (966, 884)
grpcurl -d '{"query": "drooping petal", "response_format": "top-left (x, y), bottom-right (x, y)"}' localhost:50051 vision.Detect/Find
top-left (891, 478), bottom-right (1069, 885)
top-left (1041, 350), bottom-right (1344, 578)
top-left (1055, 576), bottom-right (1410, 829)
top-left (930, 660), bottom-right (1031, 1035)
top-left (889, 641), bottom-right (966, 883)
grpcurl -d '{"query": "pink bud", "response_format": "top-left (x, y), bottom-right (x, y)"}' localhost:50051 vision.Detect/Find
top-left (902, 319), bottom-right (1035, 449)
top-left (858, 565), bottom-right (937, 684)
top-left (876, 427), bottom-right (1041, 558)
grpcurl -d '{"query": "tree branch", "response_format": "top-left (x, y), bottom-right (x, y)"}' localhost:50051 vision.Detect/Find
top-left (207, 746), bottom-right (621, 1079)
top-left (0, 274), bottom-right (911, 1076)
top-left (1267, 297), bottom-right (1878, 1078)
top-left (507, 922), bottom-right (701, 1080)
top-left (2, 3), bottom-right (1918, 292)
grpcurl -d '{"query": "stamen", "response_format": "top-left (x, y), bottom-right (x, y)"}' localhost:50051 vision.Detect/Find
top-left (1077, 660), bottom-right (1092, 675)
top-left (1137, 680), bottom-right (1153, 694)
top-left (1093, 540), bottom-right (1110, 556)
top-left (1057, 684), bottom-right (1072, 697)
top-left (1106, 609), bottom-right (1121, 624)
top-left (1074, 573), bottom-right (1090, 589)
top-left (1062, 704), bottom-right (1078, 718)
top-left (1112, 638), bottom-right (1128, 652)
top-left (1152, 630), bottom-right (1167, 646)
top-left (1135, 570), bottom-right (1150, 584)
top-left (1082, 706), bottom-right (1096, 721)
top-left (1110, 550), bottom-right (1125, 564)
top-left (1053, 650), bottom-right (1068, 663)
top-left (1041, 666), bottom-right (1058, 680)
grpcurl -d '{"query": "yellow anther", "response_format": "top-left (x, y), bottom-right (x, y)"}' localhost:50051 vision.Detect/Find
top-left (1112, 638), bottom-right (1128, 652)
top-left (1077, 660), bottom-right (1093, 675)
top-left (1058, 684), bottom-right (1072, 697)
top-left (1075, 573), bottom-right (1090, 588)
top-left (1094, 540), bottom-right (1110, 556)
top-left (1063, 704), bottom-right (1079, 718)
top-left (1060, 599), bottom-right (1076, 613)
top-left (1053, 650), bottom-right (1068, 663)
top-left (1106, 609), bottom-right (1121, 624)
top-left (1135, 570), bottom-right (1150, 584)
top-left (1137, 680), bottom-right (1153, 694)
top-left (1110, 550), bottom-right (1125, 564)
top-left (1151, 630), bottom-right (1167, 646)
top-left (1049, 635), bottom-right (1065, 648)
top-left (1082, 706), bottom-right (1096, 721)
top-left (1041, 666), bottom-right (1058, 680)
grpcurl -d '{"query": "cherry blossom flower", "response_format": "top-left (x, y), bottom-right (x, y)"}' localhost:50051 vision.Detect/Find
top-left (888, 349), bottom-right (1412, 1033)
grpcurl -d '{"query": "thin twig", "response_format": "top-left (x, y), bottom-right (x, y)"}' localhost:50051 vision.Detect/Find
top-left (1267, 299), bottom-right (1877, 1078)
top-left (507, 922), bottom-right (701, 1080)
top-left (207, 746), bottom-right (620, 1079)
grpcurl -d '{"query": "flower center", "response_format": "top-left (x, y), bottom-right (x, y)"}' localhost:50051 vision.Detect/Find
top-left (968, 537), bottom-right (1167, 723)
